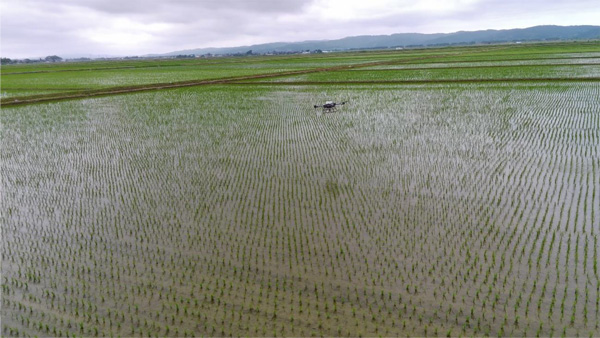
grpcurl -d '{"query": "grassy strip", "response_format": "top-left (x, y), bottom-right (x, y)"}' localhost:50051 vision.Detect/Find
top-left (232, 77), bottom-right (600, 85)
top-left (352, 62), bottom-right (600, 71)
top-left (2, 65), bottom-right (146, 76)
top-left (391, 56), bottom-right (600, 66)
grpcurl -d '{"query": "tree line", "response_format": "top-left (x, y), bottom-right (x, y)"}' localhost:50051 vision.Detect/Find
top-left (1, 55), bottom-right (63, 65)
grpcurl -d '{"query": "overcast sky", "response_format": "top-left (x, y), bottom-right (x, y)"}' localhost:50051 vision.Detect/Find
top-left (1, 0), bottom-right (599, 58)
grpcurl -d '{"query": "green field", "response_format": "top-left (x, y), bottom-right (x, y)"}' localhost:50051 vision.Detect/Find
top-left (2, 42), bottom-right (600, 337)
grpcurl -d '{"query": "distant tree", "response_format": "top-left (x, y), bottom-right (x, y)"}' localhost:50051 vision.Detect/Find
top-left (246, 50), bottom-right (253, 55)
top-left (45, 55), bottom-right (63, 62)
top-left (1, 57), bottom-right (12, 65)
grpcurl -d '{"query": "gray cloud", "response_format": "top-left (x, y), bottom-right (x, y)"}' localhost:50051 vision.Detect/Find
top-left (18, 0), bottom-right (312, 15)
top-left (1, 0), bottom-right (598, 58)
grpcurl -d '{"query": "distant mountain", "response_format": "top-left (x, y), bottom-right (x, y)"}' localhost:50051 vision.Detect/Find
top-left (161, 25), bottom-right (600, 56)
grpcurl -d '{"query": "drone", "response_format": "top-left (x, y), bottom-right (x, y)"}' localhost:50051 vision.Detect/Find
top-left (314, 101), bottom-right (347, 114)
